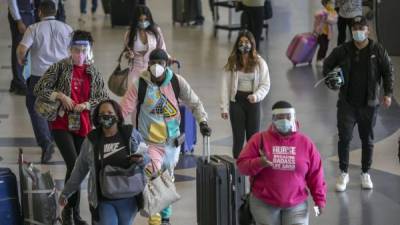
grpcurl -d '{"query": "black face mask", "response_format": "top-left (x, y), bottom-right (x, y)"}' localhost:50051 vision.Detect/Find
top-left (238, 43), bottom-right (252, 54)
top-left (98, 115), bottom-right (118, 129)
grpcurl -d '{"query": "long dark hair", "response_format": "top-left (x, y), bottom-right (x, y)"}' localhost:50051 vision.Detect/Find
top-left (92, 99), bottom-right (124, 128)
top-left (224, 30), bottom-right (259, 73)
top-left (126, 5), bottom-right (159, 49)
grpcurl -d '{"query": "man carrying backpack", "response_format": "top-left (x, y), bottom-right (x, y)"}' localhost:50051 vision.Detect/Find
top-left (120, 48), bottom-right (211, 225)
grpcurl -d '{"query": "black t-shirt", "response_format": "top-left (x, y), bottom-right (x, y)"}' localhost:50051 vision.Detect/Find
top-left (347, 42), bottom-right (370, 107)
top-left (100, 132), bottom-right (131, 169)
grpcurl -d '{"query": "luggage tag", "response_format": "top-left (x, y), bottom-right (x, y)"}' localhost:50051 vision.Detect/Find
top-left (68, 112), bottom-right (81, 131)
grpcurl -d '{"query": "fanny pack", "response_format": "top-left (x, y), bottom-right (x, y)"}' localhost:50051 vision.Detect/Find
top-left (98, 128), bottom-right (146, 200)
top-left (99, 163), bottom-right (145, 199)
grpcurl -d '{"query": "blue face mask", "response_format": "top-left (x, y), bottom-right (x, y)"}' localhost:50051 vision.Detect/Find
top-left (138, 20), bottom-right (150, 29)
top-left (352, 30), bottom-right (367, 42)
top-left (273, 119), bottom-right (292, 134)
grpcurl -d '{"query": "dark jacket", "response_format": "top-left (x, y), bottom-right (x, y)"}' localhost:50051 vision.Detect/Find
top-left (60, 125), bottom-right (144, 209)
top-left (323, 39), bottom-right (394, 107)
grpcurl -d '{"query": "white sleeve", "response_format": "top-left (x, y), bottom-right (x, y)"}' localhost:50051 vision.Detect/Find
top-left (220, 70), bottom-right (230, 114)
top-left (8, 0), bottom-right (21, 21)
top-left (253, 57), bottom-right (271, 102)
top-left (20, 26), bottom-right (34, 48)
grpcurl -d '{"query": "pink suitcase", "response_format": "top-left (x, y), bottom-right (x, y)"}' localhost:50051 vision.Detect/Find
top-left (286, 32), bottom-right (318, 66)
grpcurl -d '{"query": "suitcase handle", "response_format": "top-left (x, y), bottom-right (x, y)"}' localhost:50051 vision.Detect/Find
top-left (202, 136), bottom-right (211, 163)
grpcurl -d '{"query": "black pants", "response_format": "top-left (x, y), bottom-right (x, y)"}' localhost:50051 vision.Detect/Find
top-left (241, 6), bottom-right (264, 50)
top-left (230, 91), bottom-right (261, 158)
top-left (52, 130), bottom-right (85, 209)
top-left (317, 34), bottom-right (329, 60)
top-left (337, 100), bottom-right (378, 173)
top-left (8, 12), bottom-right (34, 91)
top-left (337, 16), bottom-right (353, 46)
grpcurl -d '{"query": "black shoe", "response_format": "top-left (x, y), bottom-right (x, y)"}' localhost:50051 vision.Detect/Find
top-left (61, 207), bottom-right (74, 225)
top-left (13, 88), bottom-right (27, 96)
top-left (73, 208), bottom-right (89, 225)
top-left (41, 144), bottom-right (55, 164)
top-left (161, 218), bottom-right (171, 225)
top-left (9, 85), bottom-right (15, 93)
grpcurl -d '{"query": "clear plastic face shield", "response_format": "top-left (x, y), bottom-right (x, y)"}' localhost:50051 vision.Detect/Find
top-left (70, 40), bottom-right (94, 65)
top-left (272, 108), bottom-right (297, 134)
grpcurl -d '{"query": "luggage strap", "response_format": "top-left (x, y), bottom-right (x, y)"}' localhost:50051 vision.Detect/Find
top-left (23, 189), bottom-right (54, 194)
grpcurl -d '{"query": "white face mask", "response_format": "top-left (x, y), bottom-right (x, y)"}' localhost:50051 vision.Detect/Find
top-left (352, 30), bottom-right (367, 42)
top-left (150, 64), bottom-right (165, 78)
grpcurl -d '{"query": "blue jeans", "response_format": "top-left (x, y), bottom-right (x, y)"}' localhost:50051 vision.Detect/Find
top-left (80, 0), bottom-right (98, 14)
top-left (98, 197), bottom-right (138, 225)
top-left (26, 76), bottom-right (53, 152)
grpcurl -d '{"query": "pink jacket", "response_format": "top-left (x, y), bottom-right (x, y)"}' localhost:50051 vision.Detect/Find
top-left (124, 27), bottom-right (168, 82)
top-left (313, 9), bottom-right (338, 40)
top-left (237, 125), bottom-right (327, 208)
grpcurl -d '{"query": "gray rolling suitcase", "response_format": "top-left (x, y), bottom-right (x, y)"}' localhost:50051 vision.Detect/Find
top-left (196, 137), bottom-right (246, 225)
top-left (18, 149), bottom-right (61, 225)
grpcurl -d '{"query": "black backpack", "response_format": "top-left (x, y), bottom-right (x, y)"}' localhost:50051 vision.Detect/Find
top-left (136, 74), bottom-right (181, 127)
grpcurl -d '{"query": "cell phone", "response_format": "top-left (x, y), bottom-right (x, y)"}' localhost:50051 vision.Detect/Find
top-left (174, 133), bottom-right (186, 147)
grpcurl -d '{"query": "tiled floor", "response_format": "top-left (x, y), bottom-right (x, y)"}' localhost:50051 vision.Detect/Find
top-left (1, 0), bottom-right (400, 224)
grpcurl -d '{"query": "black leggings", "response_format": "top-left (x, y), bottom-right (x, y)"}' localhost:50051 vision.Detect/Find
top-left (229, 91), bottom-right (261, 158)
top-left (317, 34), bottom-right (329, 60)
top-left (52, 130), bottom-right (85, 209)
top-left (337, 16), bottom-right (353, 46)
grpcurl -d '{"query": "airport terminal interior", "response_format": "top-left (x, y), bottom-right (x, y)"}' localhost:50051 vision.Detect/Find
top-left (1, 0), bottom-right (400, 224)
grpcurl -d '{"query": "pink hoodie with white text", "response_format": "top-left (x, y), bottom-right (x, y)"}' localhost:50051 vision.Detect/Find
top-left (237, 125), bottom-right (327, 208)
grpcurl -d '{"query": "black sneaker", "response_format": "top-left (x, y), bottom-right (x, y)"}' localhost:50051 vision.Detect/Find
top-left (161, 218), bottom-right (171, 225)
top-left (14, 88), bottom-right (27, 96)
top-left (41, 144), bottom-right (55, 164)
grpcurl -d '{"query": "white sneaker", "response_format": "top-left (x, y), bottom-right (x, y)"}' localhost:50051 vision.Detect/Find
top-left (335, 172), bottom-right (349, 192)
top-left (316, 60), bottom-right (324, 67)
top-left (361, 173), bottom-right (373, 189)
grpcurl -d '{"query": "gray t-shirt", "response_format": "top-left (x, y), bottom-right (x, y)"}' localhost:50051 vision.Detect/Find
top-left (337, 0), bottom-right (362, 18)
top-left (20, 16), bottom-right (72, 76)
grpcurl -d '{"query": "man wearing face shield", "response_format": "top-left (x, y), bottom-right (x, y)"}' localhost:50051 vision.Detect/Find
top-left (120, 49), bottom-right (211, 225)
top-left (323, 16), bottom-right (394, 192)
top-left (237, 101), bottom-right (326, 225)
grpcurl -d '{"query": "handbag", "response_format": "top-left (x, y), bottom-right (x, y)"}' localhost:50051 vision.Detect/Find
top-left (108, 51), bottom-right (130, 97)
top-left (140, 170), bottom-right (181, 217)
top-left (34, 69), bottom-right (61, 121)
top-left (99, 164), bottom-right (146, 199)
top-left (239, 134), bottom-right (266, 225)
top-left (98, 137), bottom-right (146, 199)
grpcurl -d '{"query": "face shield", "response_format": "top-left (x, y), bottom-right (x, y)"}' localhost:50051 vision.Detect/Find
top-left (272, 108), bottom-right (297, 134)
top-left (70, 40), bottom-right (93, 65)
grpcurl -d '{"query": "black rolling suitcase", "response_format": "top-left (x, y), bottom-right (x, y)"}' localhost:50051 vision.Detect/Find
top-left (110, 0), bottom-right (138, 27)
top-left (196, 136), bottom-right (246, 225)
top-left (172, 0), bottom-right (198, 26)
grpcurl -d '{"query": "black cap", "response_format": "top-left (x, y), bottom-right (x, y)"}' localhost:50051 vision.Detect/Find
top-left (272, 101), bottom-right (293, 110)
top-left (351, 16), bottom-right (368, 27)
top-left (149, 48), bottom-right (169, 61)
